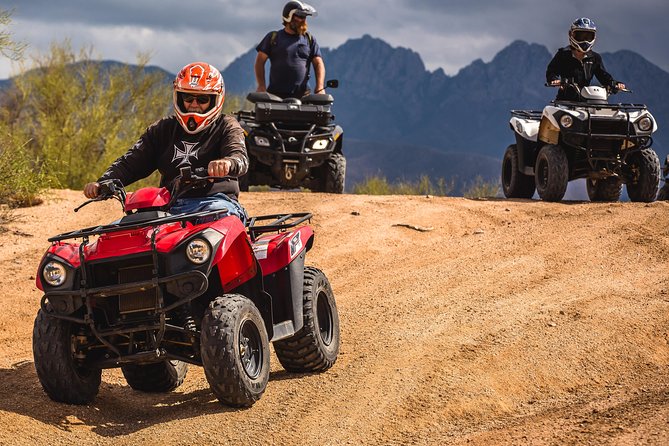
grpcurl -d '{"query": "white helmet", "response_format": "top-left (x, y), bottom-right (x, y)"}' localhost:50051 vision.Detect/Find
top-left (569, 17), bottom-right (597, 53)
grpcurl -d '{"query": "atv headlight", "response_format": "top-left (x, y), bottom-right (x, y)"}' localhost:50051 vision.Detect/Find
top-left (560, 115), bottom-right (573, 128)
top-left (311, 139), bottom-right (330, 150)
top-left (637, 116), bottom-right (653, 132)
top-left (254, 136), bottom-right (270, 147)
top-left (186, 238), bottom-right (211, 265)
top-left (43, 261), bottom-right (67, 287)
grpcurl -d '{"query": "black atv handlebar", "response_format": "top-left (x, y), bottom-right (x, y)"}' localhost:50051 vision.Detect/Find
top-left (545, 80), bottom-right (631, 94)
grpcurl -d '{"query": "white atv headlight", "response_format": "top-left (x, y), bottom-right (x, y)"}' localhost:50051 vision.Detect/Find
top-left (43, 261), bottom-right (67, 286)
top-left (254, 136), bottom-right (270, 147)
top-left (637, 116), bottom-right (653, 132)
top-left (311, 139), bottom-right (330, 150)
top-left (186, 238), bottom-right (211, 264)
top-left (560, 115), bottom-right (573, 128)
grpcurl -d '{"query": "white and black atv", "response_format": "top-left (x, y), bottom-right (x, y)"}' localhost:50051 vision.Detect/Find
top-left (236, 80), bottom-right (345, 193)
top-left (502, 81), bottom-right (660, 202)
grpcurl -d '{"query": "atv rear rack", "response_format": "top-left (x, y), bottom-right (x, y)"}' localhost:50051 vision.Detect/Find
top-left (247, 213), bottom-right (312, 242)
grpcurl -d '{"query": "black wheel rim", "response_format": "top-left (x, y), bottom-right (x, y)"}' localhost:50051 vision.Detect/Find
top-left (316, 290), bottom-right (334, 346)
top-left (239, 319), bottom-right (263, 379)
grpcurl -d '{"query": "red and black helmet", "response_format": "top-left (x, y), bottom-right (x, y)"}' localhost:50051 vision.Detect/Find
top-left (173, 62), bottom-right (225, 134)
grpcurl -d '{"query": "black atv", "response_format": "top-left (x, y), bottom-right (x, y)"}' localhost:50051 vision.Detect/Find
top-left (236, 80), bottom-right (345, 193)
top-left (502, 81), bottom-right (660, 202)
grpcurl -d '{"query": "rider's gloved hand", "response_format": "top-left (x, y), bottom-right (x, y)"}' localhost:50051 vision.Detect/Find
top-left (549, 79), bottom-right (562, 87)
top-left (83, 182), bottom-right (100, 199)
top-left (611, 82), bottom-right (626, 93)
top-left (208, 159), bottom-right (232, 177)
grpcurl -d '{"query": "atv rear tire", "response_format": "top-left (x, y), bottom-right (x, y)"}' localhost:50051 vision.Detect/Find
top-left (626, 148), bottom-right (660, 202)
top-left (121, 360), bottom-right (188, 393)
top-left (33, 308), bottom-right (101, 405)
top-left (273, 267), bottom-right (340, 373)
top-left (200, 294), bottom-right (270, 407)
top-left (501, 144), bottom-right (535, 198)
top-left (586, 177), bottom-right (622, 202)
top-left (322, 153), bottom-right (346, 193)
top-left (535, 144), bottom-right (568, 202)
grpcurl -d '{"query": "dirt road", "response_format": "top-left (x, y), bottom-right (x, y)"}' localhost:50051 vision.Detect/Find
top-left (0, 190), bottom-right (668, 445)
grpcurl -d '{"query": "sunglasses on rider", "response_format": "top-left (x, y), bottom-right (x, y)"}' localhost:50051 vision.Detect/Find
top-left (182, 94), bottom-right (212, 105)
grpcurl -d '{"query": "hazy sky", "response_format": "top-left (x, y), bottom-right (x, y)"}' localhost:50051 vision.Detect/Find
top-left (0, 0), bottom-right (667, 78)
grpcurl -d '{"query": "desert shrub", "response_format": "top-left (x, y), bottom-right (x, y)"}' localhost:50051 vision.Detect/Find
top-left (353, 175), bottom-right (455, 196)
top-left (463, 175), bottom-right (500, 198)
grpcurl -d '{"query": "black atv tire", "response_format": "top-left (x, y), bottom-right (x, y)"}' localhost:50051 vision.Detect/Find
top-left (658, 183), bottom-right (669, 201)
top-left (200, 294), bottom-right (270, 407)
top-left (535, 144), bottom-right (569, 202)
top-left (32, 308), bottom-right (101, 405)
top-left (626, 148), bottom-right (660, 203)
top-left (121, 360), bottom-right (188, 393)
top-left (321, 153), bottom-right (346, 193)
top-left (501, 144), bottom-right (535, 198)
top-left (273, 267), bottom-right (340, 373)
top-left (586, 177), bottom-right (622, 202)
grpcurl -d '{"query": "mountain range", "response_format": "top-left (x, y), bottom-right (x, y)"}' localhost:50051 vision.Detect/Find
top-left (3, 36), bottom-right (668, 192)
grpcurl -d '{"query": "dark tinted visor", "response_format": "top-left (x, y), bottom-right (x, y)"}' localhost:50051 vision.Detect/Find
top-left (573, 30), bottom-right (595, 42)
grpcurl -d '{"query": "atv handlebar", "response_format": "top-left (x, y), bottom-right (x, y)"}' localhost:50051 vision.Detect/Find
top-left (545, 80), bottom-right (631, 94)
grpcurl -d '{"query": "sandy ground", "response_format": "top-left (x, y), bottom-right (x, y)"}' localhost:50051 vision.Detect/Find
top-left (0, 189), bottom-right (668, 446)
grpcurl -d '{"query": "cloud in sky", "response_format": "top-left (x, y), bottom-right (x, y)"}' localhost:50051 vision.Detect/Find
top-left (0, 0), bottom-right (667, 79)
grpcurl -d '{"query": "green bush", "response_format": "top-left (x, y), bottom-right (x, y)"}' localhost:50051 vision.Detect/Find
top-left (462, 175), bottom-right (501, 199)
top-left (353, 175), bottom-right (455, 196)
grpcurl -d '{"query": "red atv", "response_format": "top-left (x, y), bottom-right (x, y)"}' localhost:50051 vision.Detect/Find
top-left (32, 167), bottom-right (340, 407)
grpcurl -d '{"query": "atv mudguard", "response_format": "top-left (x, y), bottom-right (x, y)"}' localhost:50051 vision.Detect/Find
top-left (251, 226), bottom-right (314, 339)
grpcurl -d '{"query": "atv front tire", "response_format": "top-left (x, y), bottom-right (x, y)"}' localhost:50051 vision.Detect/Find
top-left (122, 360), bottom-right (188, 393)
top-left (33, 308), bottom-right (101, 405)
top-left (321, 153), bottom-right (346, 193)
top-left (535, 144), bottom-right (568, 202)
top-left (501, 144), bottom-right (535, 198)
top-left (201, 294), bottom-right (270, 407)
top-left (274, 267), bottom-right (340, 372)
top-left (586, 177), bottom-right (622, 202)
top-left (626, 148), bottom-right (660, 202)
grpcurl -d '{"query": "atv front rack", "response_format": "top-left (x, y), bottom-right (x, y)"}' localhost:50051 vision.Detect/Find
top-left (511, 110), bottom-right (543, 120)
top-left (48, 209), bottom-right (229, 242)
top-left (246, 213), bottom-right (312, 242)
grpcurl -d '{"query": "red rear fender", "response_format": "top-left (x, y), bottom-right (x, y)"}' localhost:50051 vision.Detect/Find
top-left (253, 226), bottom-right (314, 276)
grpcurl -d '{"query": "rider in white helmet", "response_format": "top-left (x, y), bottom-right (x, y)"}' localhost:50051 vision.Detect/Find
top-left (546, 17), bottom-right (626, 101)
top-left (254, 1), bottom-right (325, 99)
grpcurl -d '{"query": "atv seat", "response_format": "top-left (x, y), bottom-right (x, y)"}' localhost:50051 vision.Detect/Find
top-left (302, 93), bottom-right (334, 105)
top-left (246, 92), bottom-right (283, 104)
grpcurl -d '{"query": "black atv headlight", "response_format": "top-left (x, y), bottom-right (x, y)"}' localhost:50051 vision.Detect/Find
top-left (311, 138), bottom-right (330, 150)
top-left (254, 136), bottom-right (271, 147)
top-left (43, 260), bottom-right (67, 287)
top-left (636, 116), bottom-right (653, 132)
top-left (560, 115), bottom-right (574, 128)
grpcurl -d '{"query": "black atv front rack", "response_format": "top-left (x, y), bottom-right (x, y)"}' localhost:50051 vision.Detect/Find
top-left (247, 213), bottom-right (312, 242)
